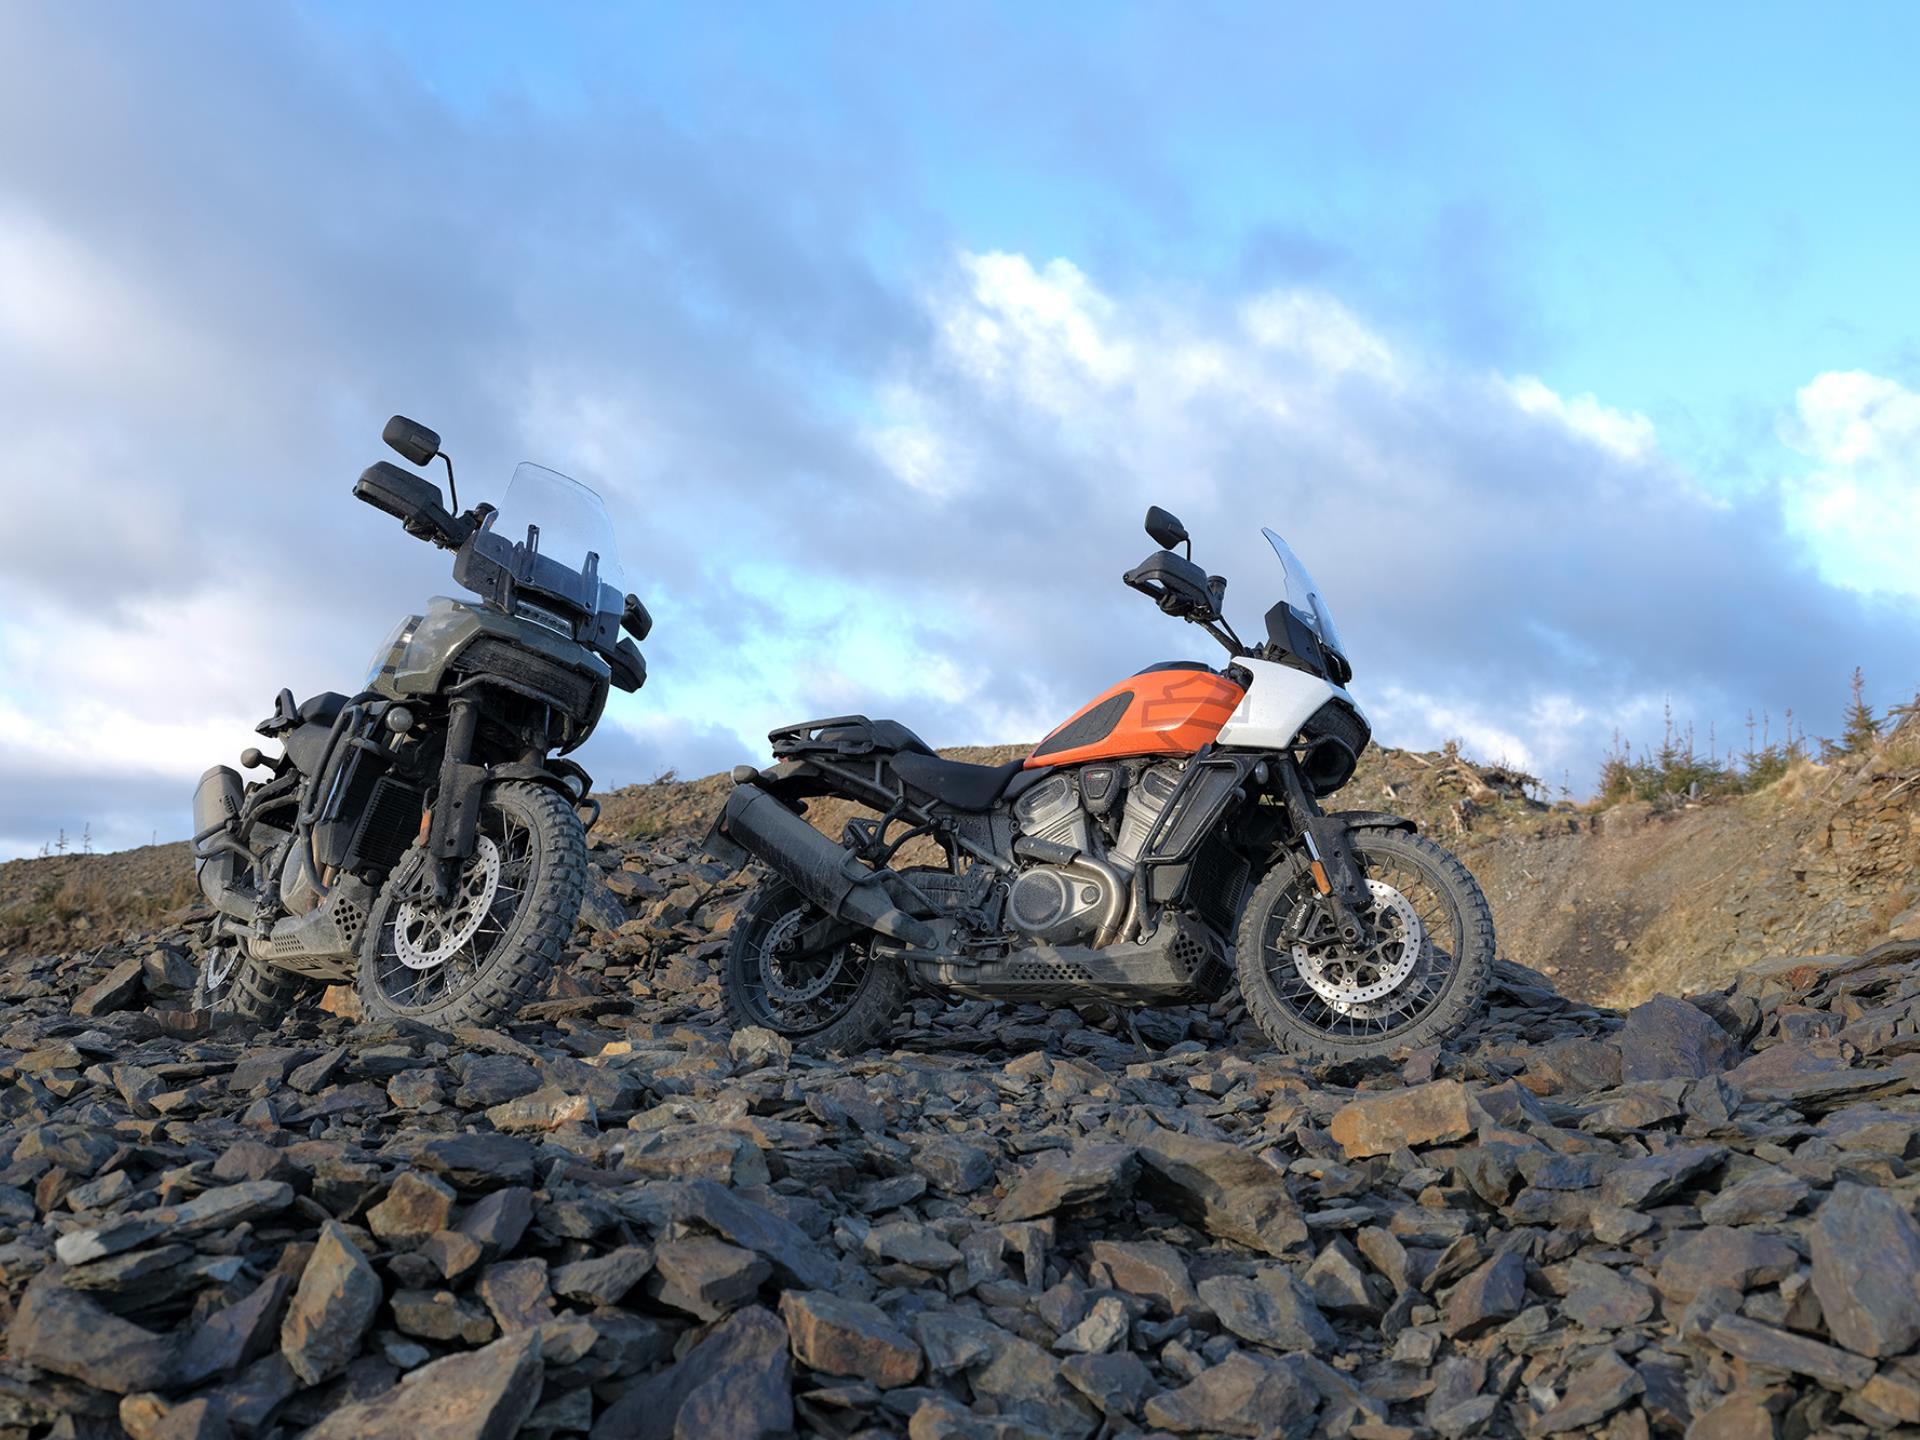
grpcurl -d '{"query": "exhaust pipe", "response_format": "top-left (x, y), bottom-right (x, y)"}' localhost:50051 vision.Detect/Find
top-left (715, 782), bottom-right (937, 950)
top-left (192, 766), bottom-right (256, 922)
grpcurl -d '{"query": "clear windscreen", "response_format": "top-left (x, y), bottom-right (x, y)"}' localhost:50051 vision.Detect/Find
top-left (1262, 526), bottom-right (1344, 656)
top-left (490, 463), bottom-right (624, 592)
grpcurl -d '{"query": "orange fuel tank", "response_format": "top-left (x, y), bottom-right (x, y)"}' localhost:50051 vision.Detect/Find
top-left (1025, 666), bottom-right (1246, 769)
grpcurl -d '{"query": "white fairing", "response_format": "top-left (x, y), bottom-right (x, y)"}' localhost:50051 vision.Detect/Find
top-left (1214, 658), bottom-right (1362, 750)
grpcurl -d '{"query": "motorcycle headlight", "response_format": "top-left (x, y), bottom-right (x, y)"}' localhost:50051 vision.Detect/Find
top-left (514, 597), bottom-right (576, 638)
top-left (366, 616), bottom-right (419, 686)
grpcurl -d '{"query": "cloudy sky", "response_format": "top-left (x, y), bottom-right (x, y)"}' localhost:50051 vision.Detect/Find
top-left (2, 3), bottom-right (1917, 858)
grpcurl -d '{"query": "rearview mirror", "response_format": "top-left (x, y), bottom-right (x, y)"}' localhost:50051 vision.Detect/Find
top-left (1145, 505), bottom-right (1189, 551)
top-left (621, 593), bottom-right (653, 642)
top-left (383, 414), bottom-right (441, 467)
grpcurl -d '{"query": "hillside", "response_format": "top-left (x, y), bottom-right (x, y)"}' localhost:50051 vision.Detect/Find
top-left (5, 718), bottom-right (1916, 1010)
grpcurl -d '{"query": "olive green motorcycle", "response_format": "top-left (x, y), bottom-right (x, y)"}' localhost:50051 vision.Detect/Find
top-left (189, 416), bottom-right (650, 1028)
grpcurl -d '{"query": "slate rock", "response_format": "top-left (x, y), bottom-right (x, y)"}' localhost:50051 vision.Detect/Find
top-left (8, 1281), bottom-right (178, 1392)
top-left (302, 1327), bottom-right (544, 1440)
top-left (1443, 1250), bottom-right (1527, 1338)
top-left (1136, 1129), bottom-right (1308, 1256)
top-left (550, 1245), bottom-right (653, 1306)
top-left (1654, 1226), bottom-right (1797, 1304)
top-left (367, 1171), bottom-right (458, 1249)
top-left (1536, 1349), bottom-right (1644, 1433)
top-left (649, 1236), bottom-right (771, 1320)
top-left (913, 1136), bottom-right (997, 1195)
top-left (997, 1142), bottom-right (1137, 1221)
top-left (590, 1304), bottom-right (792, 1440)
top-left (280, 1220), bottom-right (383, 1385)
top-left (780, 1289), bottom-right (922, 1388)
top-left (1699, 1167), bottom-right (1812, 1226)
top-left (1558, 1259), bottom-right (1654, 1330)
top-left (969, 1329), bottom-right (1099, 1436)
top-left (72, 955), bottom-right (146, 1017)
top-left (55, 1215), bottom-right (165, 1265)
top-left (1143, 1352), bottom-right (1318, 1437)
top-left (119, 1393), bottom-right (231, 1440)
top-left (477, 1257), bottom-right (554, 1333)
top-left (414, 1134), bottom-right (538, 1190)
top-left (1618, 993), bottom-right (1738, 1081)
top-left (1059, 1349), bottom-right (1156, 1419)
top-left (684, 1178), bottom-right (837, 1288)
top-left (1089, 1239), bottom-right (1200, 1316)
top-left (177, 1273), bottom-right (292, 1386)
top-left (453, 1054), bottom-right (543, 1107)
top-left (1810, 1182), bottom-right (1920, 1357)
top-left (1197, 1270), bottom-right (1337, 1352)
top-left (1329, 1079), bottom-right (1474, 1158)
top-left (1598, 1144), bottom-right (1725, 1208)
top-left (1706, 1313), bottom-right (1875, 1391)
top-left (391, 1289), bottom-right (498, 1345)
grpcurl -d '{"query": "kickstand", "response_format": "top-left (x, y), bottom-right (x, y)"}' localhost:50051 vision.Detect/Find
top-left (1125, 1011), bottom-right (1154, 1060)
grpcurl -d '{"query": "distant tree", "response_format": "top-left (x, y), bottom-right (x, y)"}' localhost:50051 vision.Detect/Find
top-left (1842, 667), bottom-right (1882, 754)
top-left (81, 823), bottom-right (92, 855)
top-left (54, 829), bottom-right (67, 856)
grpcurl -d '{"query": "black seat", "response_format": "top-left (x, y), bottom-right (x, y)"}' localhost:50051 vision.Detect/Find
top-left (892, 751), bottom-right (1027, 811)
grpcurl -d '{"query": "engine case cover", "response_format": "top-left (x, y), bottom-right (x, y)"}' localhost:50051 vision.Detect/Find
top-left (1007, 865), bottom-right (1107, 944)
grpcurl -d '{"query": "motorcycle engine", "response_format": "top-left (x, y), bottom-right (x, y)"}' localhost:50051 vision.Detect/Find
top-left (1007, 774), bottom-right (1105, 943)
top-left (1108, 761), bottom-right (1182, 873)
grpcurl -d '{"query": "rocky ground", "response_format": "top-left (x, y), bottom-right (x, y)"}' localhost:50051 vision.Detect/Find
top-left (5, 827), bottom-right (1920, 1439)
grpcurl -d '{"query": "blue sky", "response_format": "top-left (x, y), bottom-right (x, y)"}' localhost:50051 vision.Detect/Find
top-left (1, 3), bottom-right (1916, 855)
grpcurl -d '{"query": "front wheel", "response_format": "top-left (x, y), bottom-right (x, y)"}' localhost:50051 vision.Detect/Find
top-left (721, 879), bottom-right (908, 1056)
top-left (357, 780), bottom-right (585, 1029)
top-left (1235, 827), bottom-right (1494, 1062)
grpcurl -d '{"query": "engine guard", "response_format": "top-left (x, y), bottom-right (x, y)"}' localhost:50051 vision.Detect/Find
top-left (907, 912), bottom-right (1230, 1005)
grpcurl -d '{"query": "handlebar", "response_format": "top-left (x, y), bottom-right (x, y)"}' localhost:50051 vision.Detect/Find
top-left (353, 463), bottom-right (472, 549)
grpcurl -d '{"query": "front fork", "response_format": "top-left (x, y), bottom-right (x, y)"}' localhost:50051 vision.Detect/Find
top-left (426, 696), bottom-right (486, 903)
top-left (1276, 757), bottom-right (1375, 949)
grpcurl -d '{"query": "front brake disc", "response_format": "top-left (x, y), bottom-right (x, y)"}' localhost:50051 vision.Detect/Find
top-left (394, 836), bottom-right (502, 971)
top-left (1290, 878), bottom-right (1425, 1018)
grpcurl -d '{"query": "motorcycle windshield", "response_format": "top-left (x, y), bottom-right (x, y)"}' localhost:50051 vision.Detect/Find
top-left (1261, 526), bottom-right (1345, 657)
top-left (491, 463), bottom-right (624, 593)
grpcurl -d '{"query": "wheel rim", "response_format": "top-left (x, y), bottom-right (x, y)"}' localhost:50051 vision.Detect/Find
top-left (374, 810), bottom-right (535, 1009)
top-left (1260, 845), bottom-right (1464, 1042)
top-left (200, 943), bottom-right (239, 1000)
top-left (738, 895), bottom-right (874, 1034)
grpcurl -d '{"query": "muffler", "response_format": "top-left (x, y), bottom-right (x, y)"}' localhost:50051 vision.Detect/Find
top-left (192, 766), bottom-right (255, 922)
top-left (712, 782), bottom-right (937, 950)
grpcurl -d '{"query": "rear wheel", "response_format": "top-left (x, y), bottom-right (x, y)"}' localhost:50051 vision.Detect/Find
top-left (357, 780), bottom-right (585, 1029)
top-left (1236, 827), bottom-right (1493, 1062)
top-left (194, 942), bottom-right (312, 1026)
top-left (722, 879), bottom-right (907, 1056)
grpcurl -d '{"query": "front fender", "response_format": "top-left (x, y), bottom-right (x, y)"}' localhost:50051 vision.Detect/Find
top-left (1330, 809), bottom-right (1418, 835)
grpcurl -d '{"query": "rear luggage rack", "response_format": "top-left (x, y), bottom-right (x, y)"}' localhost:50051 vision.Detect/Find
top-left (769, 715), bottom-right (909, 759)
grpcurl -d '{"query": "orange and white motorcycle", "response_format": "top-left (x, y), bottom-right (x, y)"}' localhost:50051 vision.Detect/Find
top-left (707, 506), bottom-right (1494, 1060)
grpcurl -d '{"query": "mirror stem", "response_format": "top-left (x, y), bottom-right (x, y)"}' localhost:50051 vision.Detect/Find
top-left (438, 453), bottom-right (459, 513)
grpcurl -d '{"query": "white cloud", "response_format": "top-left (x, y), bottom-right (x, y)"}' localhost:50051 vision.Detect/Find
top-left (1502, 374), bottom-right (1657, 462)
top-left (1242, 291), bottom-right (1399, 382)
top-left (1781, 370), bottom-right (1920, 598)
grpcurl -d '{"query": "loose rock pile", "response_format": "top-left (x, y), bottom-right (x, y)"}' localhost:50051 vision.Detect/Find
top-left (4, 827), bottom-right (1920, 1438)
